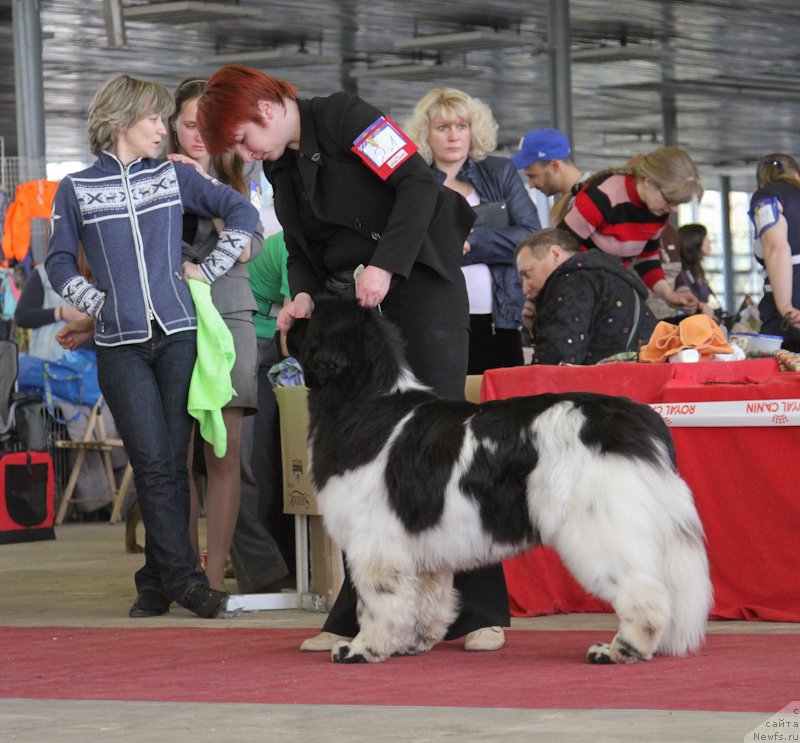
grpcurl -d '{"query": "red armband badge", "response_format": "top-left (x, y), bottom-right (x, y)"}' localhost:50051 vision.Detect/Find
top-left (351, 116), bottom-right (418, 180)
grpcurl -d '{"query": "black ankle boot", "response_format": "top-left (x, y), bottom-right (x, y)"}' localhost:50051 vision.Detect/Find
top-left (129, 590), bottom-right (171, 618)
top-left (182, 584), bottom-right (228, 618)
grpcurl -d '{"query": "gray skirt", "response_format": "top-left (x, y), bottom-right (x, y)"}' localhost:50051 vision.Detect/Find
top-left (221, 310), bottom-right (258, 413)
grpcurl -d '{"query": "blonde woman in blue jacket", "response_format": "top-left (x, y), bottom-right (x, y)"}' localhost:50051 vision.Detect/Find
top-left (405, 87), bottom-right (541, 373)
top-left (46, 74), bottom-right (259, 619)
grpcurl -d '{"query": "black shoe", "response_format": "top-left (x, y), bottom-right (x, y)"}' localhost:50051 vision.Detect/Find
top-left (182, 583), bottom-right (229, 618)
top-left (129, 590), bottom-right (171, 618)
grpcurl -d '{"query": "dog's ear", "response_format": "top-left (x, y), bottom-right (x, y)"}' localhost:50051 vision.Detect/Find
top-left (286, 317), bottom-right (311, 359)
top-left (304, 344), bottom-right (350, 387)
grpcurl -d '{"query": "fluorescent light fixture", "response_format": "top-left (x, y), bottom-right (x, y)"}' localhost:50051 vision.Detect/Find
top-left (204, 49), bottom-right (339, 67)
top-left (349, 63), bottom-right (483, 82)
top-left (572, 45), bottom-right (664, 63)
top-left (394, 30), bottom-right (540, 53)
top-left (122, 1), bottom-right (264, 24)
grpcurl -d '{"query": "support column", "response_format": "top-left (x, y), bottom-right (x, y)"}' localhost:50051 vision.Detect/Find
top-left (720, 175), bottom-right (735, 315)
top-left (13, 0), bottom-right (46, 181)
top-left (547, 0), bottom-right (573, 144)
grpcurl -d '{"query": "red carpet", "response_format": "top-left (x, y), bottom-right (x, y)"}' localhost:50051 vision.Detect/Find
top-left (1, 627), bottom-right (797, 712)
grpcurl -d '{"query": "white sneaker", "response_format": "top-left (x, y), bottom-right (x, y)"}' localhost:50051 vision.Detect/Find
top-left (299, 631), bottom-right (352, 652)
top-left (463, 626), bottom-right (505, 652)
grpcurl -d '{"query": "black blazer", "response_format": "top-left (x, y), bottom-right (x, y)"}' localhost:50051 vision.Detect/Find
top-left (264, 92), bottom-right (476, 299)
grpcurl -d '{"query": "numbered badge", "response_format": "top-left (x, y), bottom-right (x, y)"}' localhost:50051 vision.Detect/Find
top-left (351, 116), bottom-right (419, 180)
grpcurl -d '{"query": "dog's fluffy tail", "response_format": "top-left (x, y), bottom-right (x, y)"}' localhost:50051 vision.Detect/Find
top-left (657, 477), bottom-right (713, 656)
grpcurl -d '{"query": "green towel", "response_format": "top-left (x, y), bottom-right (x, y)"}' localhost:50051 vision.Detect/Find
top-left (187, 278), bottom-right (235, 458)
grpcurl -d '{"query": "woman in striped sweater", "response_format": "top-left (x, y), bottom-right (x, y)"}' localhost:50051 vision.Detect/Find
top-left (559, 147), bottom-right (703, 313)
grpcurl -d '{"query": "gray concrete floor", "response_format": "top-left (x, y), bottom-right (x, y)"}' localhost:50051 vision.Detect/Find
top-left (1, 521), bottom-right (795, 743)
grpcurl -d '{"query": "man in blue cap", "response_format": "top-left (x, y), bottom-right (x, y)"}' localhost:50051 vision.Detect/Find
top-left (511, 128), bottom-right (587, 199)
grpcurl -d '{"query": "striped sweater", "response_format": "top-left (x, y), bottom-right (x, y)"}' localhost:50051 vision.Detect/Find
top-left (559, 173), bottom-right (668, 289)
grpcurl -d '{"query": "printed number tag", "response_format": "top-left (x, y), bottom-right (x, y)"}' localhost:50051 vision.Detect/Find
top-left (351, 116), bottom-right (418, 180)
top-left (752, 197), bottom-right (781, 238)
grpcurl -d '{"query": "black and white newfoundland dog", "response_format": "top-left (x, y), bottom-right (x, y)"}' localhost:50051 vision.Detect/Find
top-left (288, 297), bottom-right (712, 665)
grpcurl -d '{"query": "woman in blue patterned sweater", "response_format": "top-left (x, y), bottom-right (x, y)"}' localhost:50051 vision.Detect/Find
top-left (46, 74), bottom-right (259, 619)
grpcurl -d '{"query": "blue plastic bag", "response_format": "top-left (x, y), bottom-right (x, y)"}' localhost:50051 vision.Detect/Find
top-left (18, 349), bottom-right (101, 407)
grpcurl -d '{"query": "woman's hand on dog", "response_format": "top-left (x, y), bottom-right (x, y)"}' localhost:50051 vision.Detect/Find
top-left (278, 292), bottom-right (315, 334)
top-left (355, 265), bottom-right (392, 308)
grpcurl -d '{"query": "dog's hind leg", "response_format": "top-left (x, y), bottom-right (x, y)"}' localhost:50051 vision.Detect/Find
top-left (331, 566), bottom-right (421, 664)
top-left (586, 574), bottom-right (671, 664)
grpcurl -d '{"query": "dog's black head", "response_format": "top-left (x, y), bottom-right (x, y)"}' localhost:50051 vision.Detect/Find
top-left (286, 297), bottom-right (409, 397)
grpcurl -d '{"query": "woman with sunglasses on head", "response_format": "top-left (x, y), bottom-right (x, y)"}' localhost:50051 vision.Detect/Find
top-left (197, 64), bottom-right (510, 654)
top-left (558, 147), bottom-right (703, 314)
top-left (749, 154), bottom-right (800, 351)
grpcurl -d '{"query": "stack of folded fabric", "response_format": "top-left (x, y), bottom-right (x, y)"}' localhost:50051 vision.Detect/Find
top-left (639, 315), bottom-right (735, 363)
top-left (775, 349), bottom-right (800, 372)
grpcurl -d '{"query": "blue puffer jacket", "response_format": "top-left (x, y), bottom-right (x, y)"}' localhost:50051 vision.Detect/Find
top-left (433, 156), bottom-right (541, 329)
top-left (46, 152), bottom-right (259, 347)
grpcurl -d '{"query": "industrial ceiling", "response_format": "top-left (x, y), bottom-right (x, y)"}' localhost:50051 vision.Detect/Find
top-left (2, 0), bottom-right (800, 192)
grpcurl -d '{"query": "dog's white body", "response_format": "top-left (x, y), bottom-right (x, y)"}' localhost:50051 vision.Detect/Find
top-left (290, 299), bottom-right (713, 664)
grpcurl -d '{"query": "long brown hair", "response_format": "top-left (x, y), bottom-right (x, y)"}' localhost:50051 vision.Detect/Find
top-left (677, 223), bottom-right (709, 285)
top-left (756, 153), bottom-right (800, 191)
top-left (167, 77), bottom-right (248, 196)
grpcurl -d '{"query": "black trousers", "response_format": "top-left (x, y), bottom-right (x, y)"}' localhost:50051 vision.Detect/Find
top-left (322, 563), bottom-right (509, 639)
top-left (321, 263), bottom-right (510, 637)
top-left (467, 314), bottom-right (524, 375)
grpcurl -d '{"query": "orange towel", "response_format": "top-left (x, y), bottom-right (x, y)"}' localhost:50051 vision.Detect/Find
top-left (640, 315), bottom-right (732, 362)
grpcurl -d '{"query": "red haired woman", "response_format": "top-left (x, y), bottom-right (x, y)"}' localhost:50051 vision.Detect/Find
top-left (198, 65), bottom-right (510, 654)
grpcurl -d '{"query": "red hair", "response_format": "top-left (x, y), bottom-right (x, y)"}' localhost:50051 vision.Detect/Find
top-left (197, 65), bottom-right (297, 155)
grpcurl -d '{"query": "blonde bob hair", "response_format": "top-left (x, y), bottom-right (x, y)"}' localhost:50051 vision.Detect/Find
top-left (87, 74), bottom-right (174, 156)
top-left (404, 87), bottom-right (498, 164)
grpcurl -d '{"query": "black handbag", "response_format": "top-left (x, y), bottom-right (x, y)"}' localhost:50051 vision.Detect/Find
top-left (471, 201), bottom-right (510, 229)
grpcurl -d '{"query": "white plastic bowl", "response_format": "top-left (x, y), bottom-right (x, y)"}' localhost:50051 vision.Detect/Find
top-left (729, 333), bottom-right (783, 355)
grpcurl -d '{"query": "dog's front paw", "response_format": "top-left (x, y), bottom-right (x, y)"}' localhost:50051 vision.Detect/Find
top-left (331, 640), bottom-right (368, 664)
top-left (586, 642), bottom-right (617, 664)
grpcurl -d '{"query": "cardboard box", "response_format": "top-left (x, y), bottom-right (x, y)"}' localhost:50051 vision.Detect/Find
top-left (274, 386), bottom-right (320, 516)
top-left (465, 374), bottom-right (483, 404)
top-left (309, 514), bottom-right (344, 610)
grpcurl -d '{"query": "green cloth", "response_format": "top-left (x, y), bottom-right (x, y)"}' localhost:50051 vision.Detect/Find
top-left (248, 231), bottom-right (289, 339)
top-left (187, 278), bottom-right (235, 458)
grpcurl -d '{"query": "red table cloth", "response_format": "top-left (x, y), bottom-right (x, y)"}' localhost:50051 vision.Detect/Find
top-left (482, 359), bottom-right (800, 622)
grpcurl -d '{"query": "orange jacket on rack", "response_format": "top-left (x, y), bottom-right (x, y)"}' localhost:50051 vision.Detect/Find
top-left (2, 179), bottom-right (59, 262)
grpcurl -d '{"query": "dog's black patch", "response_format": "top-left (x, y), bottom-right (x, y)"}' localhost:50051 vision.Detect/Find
top-left (475, 392), bottom-right (673, 470)
top-left (383, 399), bottom-right (474, 533)
top-left (309, 390), bottom-right (433, 491)
top-left (570, 393), bottom-right (676, 468)
top-left (462, 401), bottom-right (542, 545)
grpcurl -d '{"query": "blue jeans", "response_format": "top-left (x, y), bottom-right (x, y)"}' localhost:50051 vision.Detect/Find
top-left (96, 328), bottom-right (206, 601)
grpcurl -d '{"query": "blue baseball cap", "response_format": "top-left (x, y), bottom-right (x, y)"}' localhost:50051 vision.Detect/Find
top-left (511, 128), bottom-right (572, 169)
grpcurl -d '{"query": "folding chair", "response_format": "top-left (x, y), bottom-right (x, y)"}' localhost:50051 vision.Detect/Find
top-left (0, 340), bottom-right (19, 449)
top-left (53, 394), bottom-right (133, 525)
